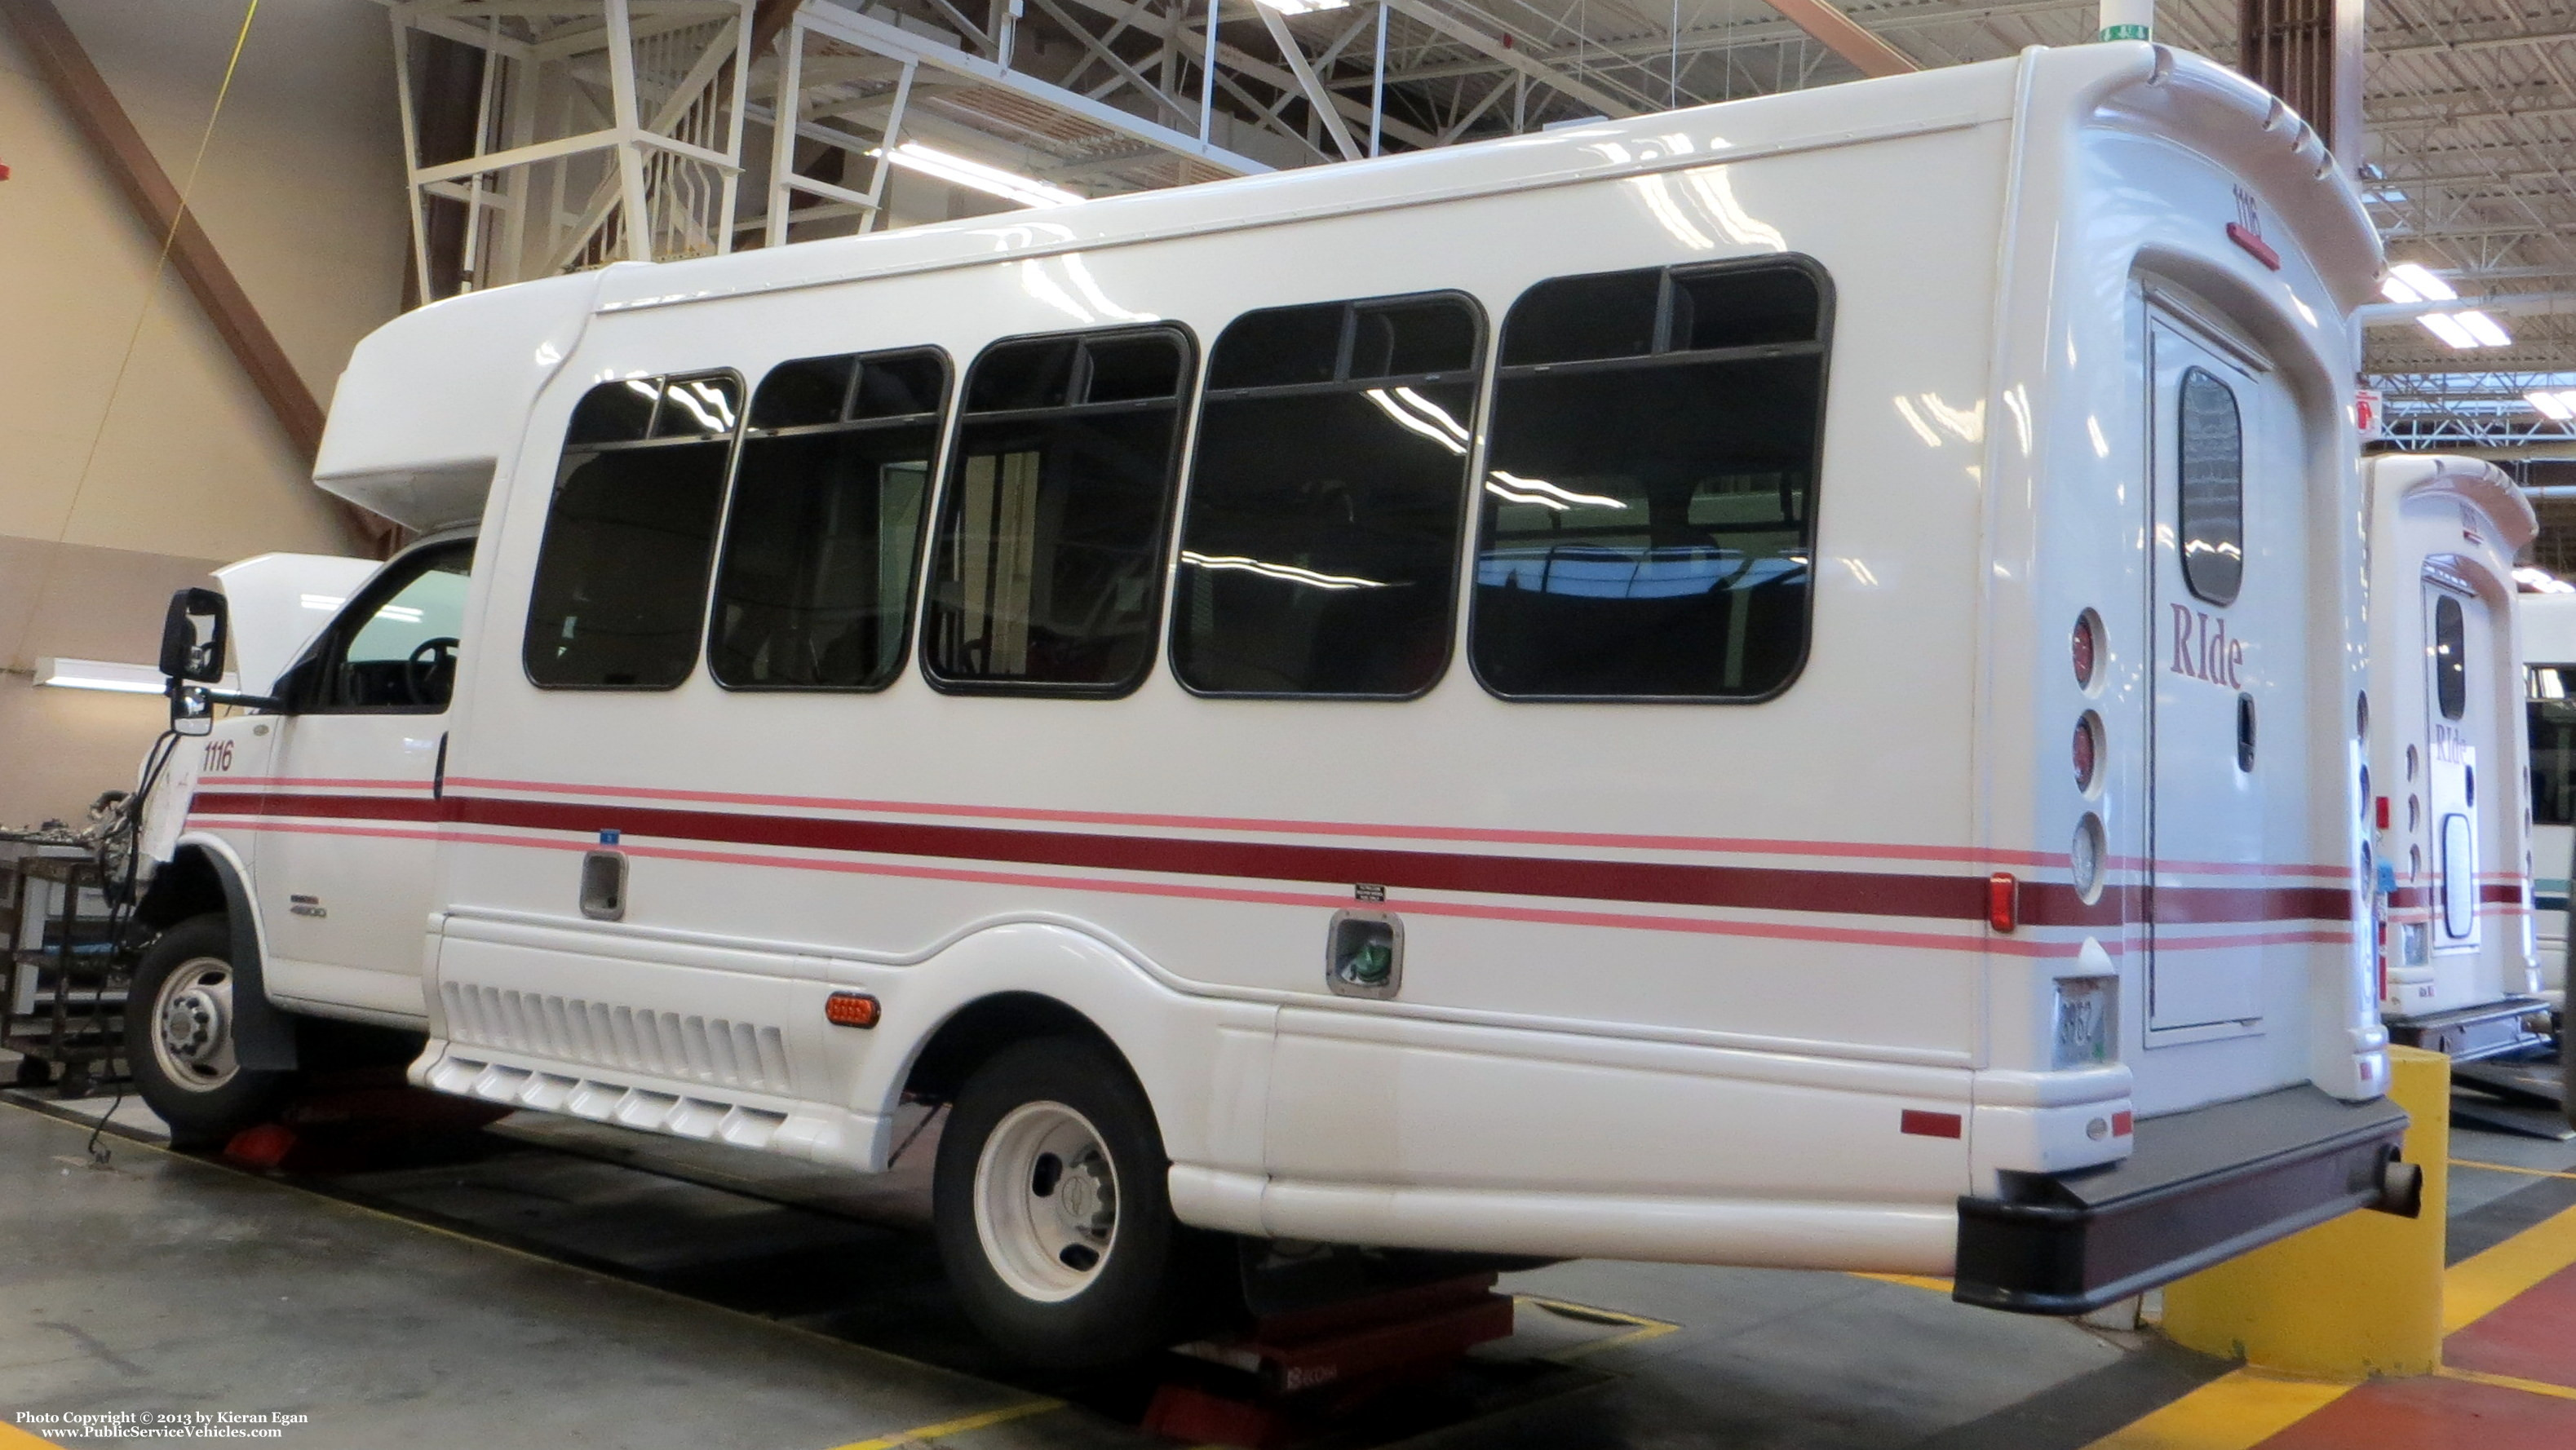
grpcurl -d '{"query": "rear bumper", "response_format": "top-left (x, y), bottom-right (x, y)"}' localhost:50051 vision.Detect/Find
top-left (2384, 996), bottom-right (2553, 1063)
top-left (1951, 1085), bottom-right (2408, 1315)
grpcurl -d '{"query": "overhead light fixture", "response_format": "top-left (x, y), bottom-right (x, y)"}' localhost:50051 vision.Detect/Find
top-left (2454, 310), bottom-right (2513, 347)
top-left (869, 141), bottom-right (1083, 209)
top-left (2380, 263), bottom-right (2456, 304)
top-left (1259, 0), bottom-right (1350, 11)
top-left (2382, 263), bottom-right (2512, 348)
top-left (2419, 312), bottom-right (2478, 349)
top-left (2530, 389), bottom-right (2576, 422)
top-left (2515, 567), bottom-right (2576, 594)
top-left (31, 657), bottom-right (233, 696)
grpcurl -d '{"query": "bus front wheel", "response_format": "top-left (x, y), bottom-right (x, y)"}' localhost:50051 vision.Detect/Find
top-left (126, 914), bottom-right (294, 1148)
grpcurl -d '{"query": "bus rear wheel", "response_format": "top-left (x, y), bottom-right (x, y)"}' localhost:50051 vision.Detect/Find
top-left (932, 1037), bottom-right (1202, 1367)
top-left (126, 914), bottom-right (294, 1148)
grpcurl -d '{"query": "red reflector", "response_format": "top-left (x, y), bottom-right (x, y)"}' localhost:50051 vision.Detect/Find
top-left (2376, 796), bottom-right (2391, 830)
top-left (2111, 1111), bottom-right (2134, 1138)
top-left (1987, 873), bottom-right (2019, 934)
top-left (2226, 221), bottom-right (2282, 270)
top-left (825, 992), bottom-right (881, 1028)
top-left (1901, 1110), bottom-right (1963, 1139)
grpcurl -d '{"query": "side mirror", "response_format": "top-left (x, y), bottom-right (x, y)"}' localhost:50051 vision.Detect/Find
top-left (159, 588), bottom-right (228, 683)
top-left (170, 683), bottom-right (215, 737)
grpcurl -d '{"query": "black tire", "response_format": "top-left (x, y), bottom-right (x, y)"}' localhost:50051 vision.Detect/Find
top-left (932, 1036), bottom-right (1209, 1368)
top-left (125, 914), bottom-right (294, 1148)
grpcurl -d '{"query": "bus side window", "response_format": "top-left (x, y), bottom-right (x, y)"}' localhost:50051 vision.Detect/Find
top-left (1173, 293), bottom-right (1484, 696)
top-left (2530, 665), bottom-right (2576, 826)
top-left (524, 373), bottom-right (742, 689)
top-left (710, 348), bottom-right (949, 690)
top-left (1469, 259), bottom-right (1830, 701)
top-left (922, 327), bottom-right (1193, 694)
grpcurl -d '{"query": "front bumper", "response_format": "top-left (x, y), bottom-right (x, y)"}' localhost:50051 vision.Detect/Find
top-left (1952, 1085), bottom-right (2409, 1315)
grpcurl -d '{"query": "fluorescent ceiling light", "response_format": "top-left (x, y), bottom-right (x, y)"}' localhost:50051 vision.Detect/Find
top-left (32, 657), bottom-right (236, 696)
top-left (870, 142), bottom-right (1082, 209)
top-left (2455, 310), bottom-right (2513, 347)
top-left (2419, 312), bottom-right (2479, 349)
top-left (1259, 0), bottom-right (1351, 11)
top-left (2382, 263), bottom-right (2456, 305)
top-left (2530, 389), bottom-right (2576, 422)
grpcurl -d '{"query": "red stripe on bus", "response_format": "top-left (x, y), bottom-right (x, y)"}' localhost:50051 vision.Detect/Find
top-left (190, 790), bottom-right (2351, 927)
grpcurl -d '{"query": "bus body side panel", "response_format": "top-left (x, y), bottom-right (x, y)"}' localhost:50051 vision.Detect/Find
top-left (419, 116), bottom-right (2018, 1260)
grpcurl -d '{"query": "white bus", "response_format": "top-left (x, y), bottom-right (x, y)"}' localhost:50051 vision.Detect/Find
top-left (2522, 589), bottom-right (2576, 1015)
top-left (2362, 454), bottom-right (2550, 1059)
top-left (131, 42), bottom-right (2414, 1366)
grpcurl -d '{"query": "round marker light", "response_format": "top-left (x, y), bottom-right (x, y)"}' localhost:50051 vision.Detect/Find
top-left (2072, 812), bottom-right (2106, 902)
top-left (2072, 610), bottom-right (2100, 690)
top-left (2074, 712), bottom-right (2103, 793)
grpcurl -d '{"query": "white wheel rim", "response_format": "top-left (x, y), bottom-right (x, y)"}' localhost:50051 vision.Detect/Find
top-left (972, 1100), bottom-right (1119, 1303)
top-left (151, 956), bottom-right (241, 1093)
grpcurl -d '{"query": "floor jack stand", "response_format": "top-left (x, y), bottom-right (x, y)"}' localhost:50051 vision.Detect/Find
top-left (1144, 1273), bottom-right (1517, 1448)
top-left (222, 1065), bottom-right (512, 1172)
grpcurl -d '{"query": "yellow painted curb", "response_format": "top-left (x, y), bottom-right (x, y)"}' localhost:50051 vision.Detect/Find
top-left (2078, 1368), bottom-right (2352, 1450)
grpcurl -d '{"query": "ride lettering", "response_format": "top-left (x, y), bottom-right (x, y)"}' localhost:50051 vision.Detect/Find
top-left (2169, 603), bottom-right (2243, 687)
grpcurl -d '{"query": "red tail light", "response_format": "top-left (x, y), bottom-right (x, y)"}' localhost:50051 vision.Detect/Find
top-left (1988, 873), bottom-right (2019, 933)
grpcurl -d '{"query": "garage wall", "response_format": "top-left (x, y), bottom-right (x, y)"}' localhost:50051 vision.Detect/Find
top-left (0, 1), bottom-right (405, 829)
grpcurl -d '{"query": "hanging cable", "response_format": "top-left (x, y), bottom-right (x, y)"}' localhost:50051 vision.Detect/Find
top-left (7, 0), bottom-right (264, 672)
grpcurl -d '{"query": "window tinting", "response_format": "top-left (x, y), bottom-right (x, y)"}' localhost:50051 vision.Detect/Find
top-left (923, 329), bottom-right (1191, 692)
top-left (525, 371), bottom-right (741, 688)
top-left (2526, 666), bottom-right (2576, 825)
top-left (1471, 260), bottom-right (1829, 700)
top-left (281, 541), bottom-right (475, 712)
top-left (711, 348), bottom-right (949, 690)
top-left (2434, 593), bottom-right (2467, 721)
top-left (1175, 295), bottom-right (1484, 696)
top-left (2177, 367), bottom-right (2243, 607)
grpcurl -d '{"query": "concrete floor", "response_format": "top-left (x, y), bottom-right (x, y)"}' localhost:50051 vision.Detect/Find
top-left (2, 1067), bottom-right (2572, 1450)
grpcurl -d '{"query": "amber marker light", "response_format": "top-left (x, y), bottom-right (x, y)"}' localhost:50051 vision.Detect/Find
top-left (825, 992), bottom-right (882, 1028)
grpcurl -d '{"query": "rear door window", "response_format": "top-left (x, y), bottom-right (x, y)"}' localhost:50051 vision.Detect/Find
top-left (2433, 593), bottom-right (2467, 720)
top-left (2176, 367), bottom-right (2244, 606)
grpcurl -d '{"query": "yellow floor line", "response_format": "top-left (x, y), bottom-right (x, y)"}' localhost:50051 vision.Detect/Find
top-left (0, 1423), bottom-right (55, 1448)
top-left (2451, 1158), bottom-right (2576, 1182)
top-left (1850, 1271), bottom-right (1953, 1293)
top-left (2437, 1365), bottom-right (2576, 1404)
top-left (1516, 1294), bottom-right (1683, 1362)
top-left (823, 1399), bottom-right (1064, 1450)
top-left (2078, 1368), bottom-right (2352, 1450)
top-left (2444, 1200), bottom-right (2576, 1333)
top-left (1544, 1320), bottom-right (1681, 1362)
